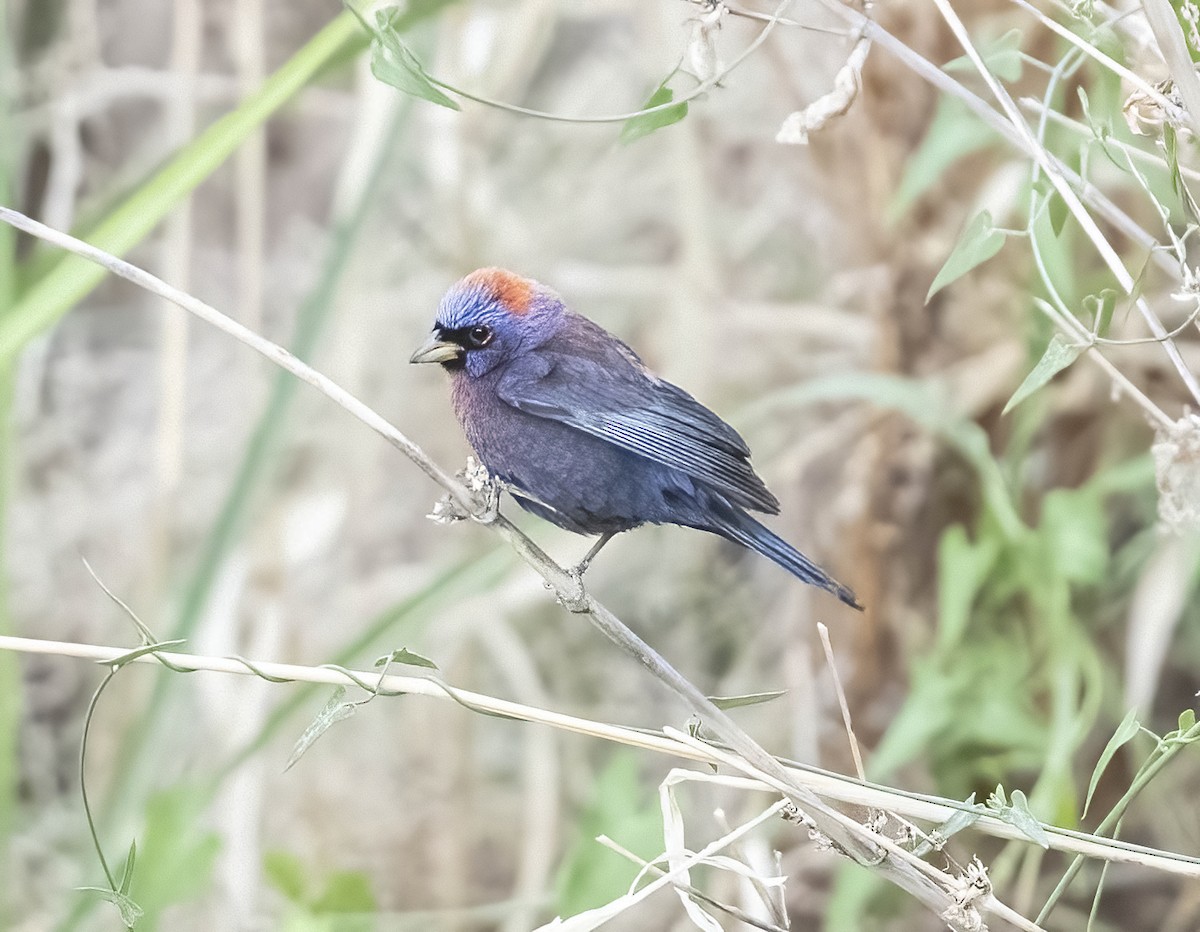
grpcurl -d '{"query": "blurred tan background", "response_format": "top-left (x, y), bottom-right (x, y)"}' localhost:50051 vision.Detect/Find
top-left (3, 0), bottom-right (1199, 930)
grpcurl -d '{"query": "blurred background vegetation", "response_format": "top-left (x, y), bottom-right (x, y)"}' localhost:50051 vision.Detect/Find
top-left (0, 0), bottom-right (1198, 929)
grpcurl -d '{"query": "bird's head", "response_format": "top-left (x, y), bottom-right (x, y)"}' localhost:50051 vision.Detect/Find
top-left (410, 268), bottom-right (561, 378)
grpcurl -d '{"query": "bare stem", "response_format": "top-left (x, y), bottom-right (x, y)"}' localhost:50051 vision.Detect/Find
top-left (0, 205), bottom-right (1029, 928)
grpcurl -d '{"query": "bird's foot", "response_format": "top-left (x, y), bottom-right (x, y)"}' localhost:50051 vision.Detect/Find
top-left (566, 557), bottom-right (593, 581)
top-left (566, 532), bottom-right (615, 582)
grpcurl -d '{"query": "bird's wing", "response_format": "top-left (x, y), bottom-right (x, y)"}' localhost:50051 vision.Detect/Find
top-left (497, 347), bottom-right (781, 514)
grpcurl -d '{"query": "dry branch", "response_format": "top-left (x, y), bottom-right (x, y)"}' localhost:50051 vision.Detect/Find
top-left (0, 204), bottom-right (1037, 929)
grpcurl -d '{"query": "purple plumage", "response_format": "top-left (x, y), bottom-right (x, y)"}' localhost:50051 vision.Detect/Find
top-left (411, 268), bottom-right (862, 610)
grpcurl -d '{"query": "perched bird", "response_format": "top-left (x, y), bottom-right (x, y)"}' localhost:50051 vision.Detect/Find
top-left (411, 268), bottom-right (862, 609)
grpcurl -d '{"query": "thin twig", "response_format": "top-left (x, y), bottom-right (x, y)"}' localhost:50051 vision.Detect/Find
top-left (1008, 0), bottom-right (1184, 120)
top-left (817, 623), bottom-right (865, 781)
top-left (3, 633), bottom-right (1197, 879)
top-left (0, 206), bottom-right (1150, 929)
top-left (598, 834), bottom-right (787, 932)
top-left (1139, 0), bottom-right (1200, 138)
top-left (930, 0), bottom-right (1200, 407)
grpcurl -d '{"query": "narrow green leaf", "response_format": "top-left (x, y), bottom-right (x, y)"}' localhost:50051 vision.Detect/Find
top-left (117, 840), bottom-right (137, 897)
top-left (1040, 488), bottom-right (1108, 584)
top-left (313, 870), bottom-right (377, 913)
top-left (102, 639), bottom-right (187, 668)
top-left (707, 690), bottom-right (786, 710)
top-left (926, 210), bottom-right (1006, 302)
top-left (367, 8), bottom-right (460, 109)
top-left (263, 850), bottom-right (309, 904)
top-left (620, 83), bottom-right (688, 144)
top-left (914, 794), bottom-right (982, 855)
top-left (943, 29), bottom-right (1024, 82)
top-left (1163, 125), bottom-right (1200, 223)
top-left (1083, 289), bottom-right (1118, 338)
top-left (286, 687), bottom-right (358, 772)
top-left (77, 888), bottom-right (143, 928)
top-left (1047, 189), bottom-right (1069, 237)
top-left (891, 98), bottom-right (996, 219)
top-left (1084, 708), bottom-right (1139, 817)
top-left (126, 785), bottom-right (222, 921)
top-left (375, 647), bottom-right (438, 670)
top-left (937, 525), bottom-right (1000, 652)
top-left (1078, 86), bottom-right (1123, 172)
top-left (1003, 334), bottom-right (1083, 414)
top-left (0, 11), bottom-right (366, 362)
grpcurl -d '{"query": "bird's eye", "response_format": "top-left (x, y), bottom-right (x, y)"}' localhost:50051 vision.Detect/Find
top-left (467, 325), bottom-right (493, 348)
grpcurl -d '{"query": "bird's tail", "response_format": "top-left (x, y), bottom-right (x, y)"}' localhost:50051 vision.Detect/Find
top-left (708, 506), bottom-right (863, 611)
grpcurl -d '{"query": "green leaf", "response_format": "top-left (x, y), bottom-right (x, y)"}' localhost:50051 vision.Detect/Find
top-left (745, 372), bottom-right (1026, 540)
top-left (1039, 488), bottom-right (1108, 584)
top-left (375, 647), bottom-right (438, 670)
top-left (1047, 190), bottom-right (1069, 237)
top-left (943, 28), bottom-right (1024, 82)
top-left (620, 83), bottom-right (688, 144)
top-left (264, 850), bottom-right (309, 904)
top-left (102, 639), bottom-right (187, 668)
top-left (128, 785), bottom-right (222, 923)
top-left (77, 887), bottom-right (143, 928)
top-left (891, 98), bottom-right (997, 219)
top-left (937, 525), bottom-right (1001, 652)
top-left (1003, 334), bottom-right (1083, 414)
top-left (1077, 87), bottom-right (1121, 171)
top-left (555, 752), bottom-right (662, 914)
top-left (1083, 289), bottom-right (1118, 338)
top-left (286, 687), bottom-right (358, 772)
top-left (1084, 708), bottom-right (1139, 817)
top-left (313, 871), bottom-right (377, 913)
top-left (913, 794), bottom-right (982, 856)
top-left (1004, 789), bottom-right (1049, 848)
top-left (707, 690), bottom-right (786, 710)
top-left (1163, 125), bottom-right (1200, 223)
top-left (1180, 708), bottom-right (1197, 732)
top-left (865, 659), bottom-right (957, 779)
top-left (0, 11), bottom-right (367, 362)
top-left (118, 840), bottom-right (137, 897)
top-left (366, 7), bottom-right (460, 109)
top-left (926, 210), bottom-right (1007, 302)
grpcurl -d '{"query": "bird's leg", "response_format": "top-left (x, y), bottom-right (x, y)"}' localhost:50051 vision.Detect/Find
top-left (568, 532), bottom-right (615, 580)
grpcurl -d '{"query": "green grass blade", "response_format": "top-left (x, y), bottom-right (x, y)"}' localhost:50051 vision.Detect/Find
top-left (99, 95), bottom-right (412, 820)
top-left (0, 10), bottom-right (365, 362)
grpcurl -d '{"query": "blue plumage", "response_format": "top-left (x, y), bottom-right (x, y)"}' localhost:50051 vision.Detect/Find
top-left (411, 268), bottom-right (862, 610)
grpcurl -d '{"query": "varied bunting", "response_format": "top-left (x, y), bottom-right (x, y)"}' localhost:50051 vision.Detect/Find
top-left (410, 268), bottom-right (861, 609)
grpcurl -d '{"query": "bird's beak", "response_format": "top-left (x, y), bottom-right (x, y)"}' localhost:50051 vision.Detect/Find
top-left (409, 333), bottom-right (463, 365)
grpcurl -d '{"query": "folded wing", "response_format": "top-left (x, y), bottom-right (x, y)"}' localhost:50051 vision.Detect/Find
top-left (497, 343), bottom-right (780, 515)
